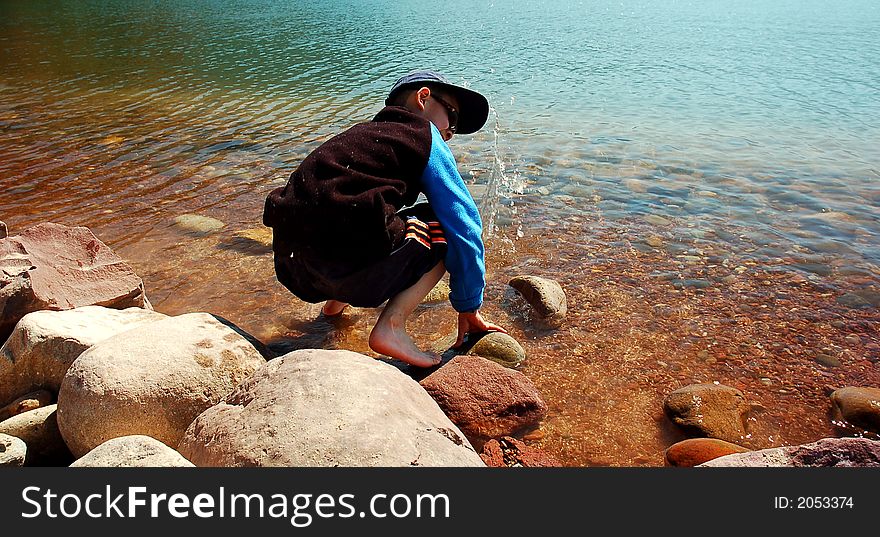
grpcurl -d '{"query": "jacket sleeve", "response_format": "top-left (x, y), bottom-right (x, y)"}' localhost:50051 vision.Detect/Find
top-left (419, 124), bottom-right (485, 312)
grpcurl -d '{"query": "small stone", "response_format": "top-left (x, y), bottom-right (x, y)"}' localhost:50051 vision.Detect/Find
top-left (467, 332), bottom-right (527, 370)
top-left (665, 438), bottom-right (750, 467)
top-left (0, 390), bottom-right (53, 422)
top-left (522, 429), bottom-right (545, 441)
top-left (837, 293), bottom-right (872, 309)
top-left (422, 280), bottom-right (450, 304)
top-left (172, 214), bottom-right (225, 235)
top-left (508, 275), bottom-right (567, 328)
top-left (830, 387), bottom-right (880, 436)
top-left (644, 214), bottom-right (673, 227)
top-left (844, 335), bottom-right (861, 346)
top-left (831, 320), bottom-right (847, 329)
top-left (0, 220), bottom-right (6, 239)
top-left (814, 353), bottom-right (842, 368)
top-left (233, 228), bottom-right (273, 248)
top-left (646, 236), bottom-right (665, 248)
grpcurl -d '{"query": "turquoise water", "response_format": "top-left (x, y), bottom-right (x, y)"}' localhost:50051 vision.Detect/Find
top-left (2, 0), bottom-right (879, 465)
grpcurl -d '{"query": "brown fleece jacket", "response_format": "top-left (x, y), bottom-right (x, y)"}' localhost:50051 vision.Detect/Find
top-left (263, 106), bottom-right (434, 265)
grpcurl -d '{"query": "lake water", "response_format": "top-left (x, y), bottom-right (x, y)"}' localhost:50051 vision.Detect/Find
top-left (2, 0), bottom-right (879, 466)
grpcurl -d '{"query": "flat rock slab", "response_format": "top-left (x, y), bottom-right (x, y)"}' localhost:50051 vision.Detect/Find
top-left (830, 386), bottom-right (880, 437)
top-left (699, 437), bottom-right (880, 467)
top-left (420, 354), bottom-right (547, 448)
top-left (0, 432), bottom-right (26, 467)
top-left (0, 222), bottom-right (151, 342)
top-left (0, 306), bottom-right (167, 407)
top-left (179, 349), bottom-right (484, 467)
top-left (57, 312), bottom-right (266, 457)
top-left (71, 435), bottom-right (194, 467)
top-left (664, 383), bottom-right (750, 443)
top-left (509, 275), bottom-right (567, 328)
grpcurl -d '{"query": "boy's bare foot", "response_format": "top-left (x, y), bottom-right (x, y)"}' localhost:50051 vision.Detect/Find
top-left (321, 300), bottom-right (349, 317)
top-left (369, 321), bottom-right (442, 368)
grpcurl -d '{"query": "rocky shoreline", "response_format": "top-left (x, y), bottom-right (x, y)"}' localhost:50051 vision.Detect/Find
top-left (1, 220), bottom-right (878, 467)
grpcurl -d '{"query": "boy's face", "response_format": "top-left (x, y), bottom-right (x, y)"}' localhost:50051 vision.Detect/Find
top-left (409, 87), bottom-right (459, 142)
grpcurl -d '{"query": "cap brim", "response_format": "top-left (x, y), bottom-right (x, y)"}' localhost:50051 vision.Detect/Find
top-left (387, 80), bottom-right (489, 135)
top-left (434, 82), bottom-right (489, 135)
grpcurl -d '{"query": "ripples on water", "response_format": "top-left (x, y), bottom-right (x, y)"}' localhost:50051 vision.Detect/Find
top-left (1, 0), bottom-right (879, 466)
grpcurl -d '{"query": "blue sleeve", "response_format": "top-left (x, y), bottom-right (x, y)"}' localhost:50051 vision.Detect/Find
top-left (420, 124), bottom-right (485, 312)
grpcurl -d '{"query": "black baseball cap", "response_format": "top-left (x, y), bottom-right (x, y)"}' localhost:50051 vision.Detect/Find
top-left (385, 70), bottom-right (489, 135)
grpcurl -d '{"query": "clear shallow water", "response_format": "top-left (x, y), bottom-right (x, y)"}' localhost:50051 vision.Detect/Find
top-left (1, 0), bottom-right (879, 466)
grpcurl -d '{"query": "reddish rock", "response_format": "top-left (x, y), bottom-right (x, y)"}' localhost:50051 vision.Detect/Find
top-left (665, 438), bottom-right (750, 467)
top-left (480, 436), bottom-right (561, 467)
top-left (0, 390), bottom-right (53, 422)
top-left (0, 221), bottom-right (7, 239)
top-left (699, 437), bottom-right (880, 467)
top-left (420, 355), bottom-right (548, 449)
top-left (0, 223), bottom-right (151, 342)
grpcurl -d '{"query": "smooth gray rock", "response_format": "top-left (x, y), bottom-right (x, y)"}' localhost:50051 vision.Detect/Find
top-left (178, 349), bottom-right (485, 467)
top-left (57, 312), bottom-right (265, 457)
top-left (71, 435), bottom-right (194, 467)
top-left (509, 275), bottom-right (567, 328)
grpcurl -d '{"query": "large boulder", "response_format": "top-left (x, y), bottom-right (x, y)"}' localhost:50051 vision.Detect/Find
top-left (663, 383), bottom-right (750, 443)
top-left (0, 306), bottom-right (166, 406)
top-left (0, 433), bottom-right (26, 467)
top-left (71, 435), bottom-right (194, 467)
top-left (509, 275), bottom-right (567, 328)
top-left (57, 312), bottom-right (265, 457)
top-left (178, 349), bottom-right (484, 467)
top-left (419, 355), bottom-right (547, 448)
top-left (698, 437), bottom-right (880, 467)
top-left (830, 387), bottom-right (880, 436)
top-left (0, 223), bottom-right (151, 342)
top-left (0, 404), bottom-right (71, 466)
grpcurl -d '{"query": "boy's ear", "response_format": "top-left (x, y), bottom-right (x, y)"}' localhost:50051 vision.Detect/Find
top-left (415, 87), bottom-right (431, 110)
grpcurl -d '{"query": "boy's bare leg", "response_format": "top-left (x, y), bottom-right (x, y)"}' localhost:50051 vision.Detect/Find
top-left (369, 262), bottom-right (445, 367)
top-left (321, 300), bottom-right (348, 316)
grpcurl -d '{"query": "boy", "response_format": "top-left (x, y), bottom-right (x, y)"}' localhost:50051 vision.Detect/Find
top-left (263, 70), bottom-right (506, 367)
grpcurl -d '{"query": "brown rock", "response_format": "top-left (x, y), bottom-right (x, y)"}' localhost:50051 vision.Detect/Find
top-left (0, 223), bottom-right (151, 342)
top-left (0, 390), bottom-right (53, 421)
top-left (0, 221), bottom-right (6, 239)
top-left (0, 404), bottom-right (72, 466)
top-left (663, 383), bottom-right (750, 443)
top-left (509, 275), bottom-right (567, 328)
top-left (665, 438), bottom-right (750, 467)
top-left (420, 355), bottom-right (547, 449)
top-left (830, 387), bottom-right (880, 436)
top-left (480, 436), bottom-right (561, 467)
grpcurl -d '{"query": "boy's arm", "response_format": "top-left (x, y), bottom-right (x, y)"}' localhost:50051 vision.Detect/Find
top-left (419, 124), bottom-right (486, 313)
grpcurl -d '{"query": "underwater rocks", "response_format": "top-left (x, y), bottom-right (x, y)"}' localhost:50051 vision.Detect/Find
top-left (663, 383), bottom-right (750, 443)
top-left (0, 222), bottom-right (151, 343)
top-left (480, 436), bottom-right (560, 467)
top-left (172, 214), bottom-right (225, 235)
top-left (508, 275), bottom-right (567, 328)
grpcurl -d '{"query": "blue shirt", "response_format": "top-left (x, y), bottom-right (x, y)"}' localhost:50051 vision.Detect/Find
top-left (420, 124), bottom-right (486, 312)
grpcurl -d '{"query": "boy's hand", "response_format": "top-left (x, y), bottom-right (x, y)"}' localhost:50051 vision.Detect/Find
top-left (454, 311), bottom-right (508, 348)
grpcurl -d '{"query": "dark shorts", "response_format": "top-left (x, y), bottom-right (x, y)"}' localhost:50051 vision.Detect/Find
top-left (274, 203), bottom-right (447, 308)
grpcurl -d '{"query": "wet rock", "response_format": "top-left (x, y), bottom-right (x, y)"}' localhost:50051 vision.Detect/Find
top-left (420, 355), bottom-right (547, 449)
top-left (645, 236), bottom-right (665, 248)
top-left (663, 383), bottom-right (750, 443)
top-left (480, 436), bottom-right (560, 467)
top-left (643, 214), bottom-right (673, 227)
top-left (466, 331), bottom-right (527, 369)
top-left (57, 312), bottom-right (265, 457)
top-left (0, 405), bottom-right (72, 466)
top-left (0, 306), bottom-right (167, 407)
top-left (699, 437), bottom-right (880, 467)
top-left (172, 214), bottom-right (225, 235)
top-left (672, 279), bottom-right (712, 290)
top-left (179, 349), bottom-right (484, 467)
top-left (71, 435), bottom-right (194, 467)
top-left (837, 293), bottom-right (873, 309)
top-left (0, 390), bottom-right (52, 421)
top-left (0, 220), bottom-right (6, 239)
top-left (664, 438), bottom-right (750, 467)
top-left (0, 433), bottom-right (26, 467)
top-left (423, 279), bottom-right (451, 304)
top-left (509, 275), bottom-right (567, 328)
top-left (830, 387), bottom-right (880, 436)
top-left (0, 223), bottom-right (152, 343)
top-left (233, 227), bottom-right (272, 248)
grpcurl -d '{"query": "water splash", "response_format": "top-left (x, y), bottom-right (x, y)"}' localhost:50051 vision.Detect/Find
top-left (478, 106), bottom-right (524, 240)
